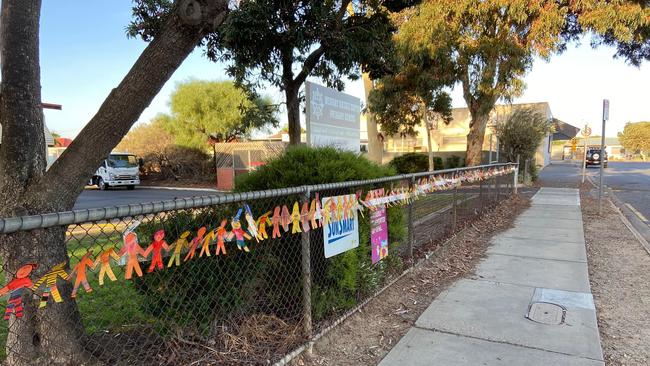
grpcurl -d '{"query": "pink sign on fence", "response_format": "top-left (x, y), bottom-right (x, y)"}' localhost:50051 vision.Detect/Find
top-left (369, 188), bottom-right (388, 264)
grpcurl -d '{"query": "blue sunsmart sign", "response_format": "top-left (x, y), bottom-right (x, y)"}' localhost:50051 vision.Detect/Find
top-left (322, 194), bottom-right (359, 258)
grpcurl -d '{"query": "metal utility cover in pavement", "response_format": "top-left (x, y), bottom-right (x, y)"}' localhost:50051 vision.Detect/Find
top-left (527, 302), bottom-right (565, 325)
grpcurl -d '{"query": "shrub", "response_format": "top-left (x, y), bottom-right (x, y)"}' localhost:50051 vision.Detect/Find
top-left (132, 146), bottom-right (406, 331)
top-left (236, 146), bottom-right (406, 321)
top-left (388, 153), bottom-right (443, 174)
top-left (445, 155), bottom-right (464, 169)
top-left (235, 145), bottom-right (395, 190)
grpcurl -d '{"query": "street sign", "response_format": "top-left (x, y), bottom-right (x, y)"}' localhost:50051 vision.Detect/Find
top-left (603, 99), bottom-right (610, 121)
top-left (581, 126), bottom-right (592, 137)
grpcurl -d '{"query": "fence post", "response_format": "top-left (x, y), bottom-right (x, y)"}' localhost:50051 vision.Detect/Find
top-left (524, 158), bottom-right (530, 185)
top-left (452, 183), bottom-right (458, 232)
top-left (479, 178), bottom-right (484, 214)
top-left (514, 156), bottom-right (520, 194)
top-left (300, 187), bottom-right (313, 351)
top-left (407, 175), bottom-right (415, 264)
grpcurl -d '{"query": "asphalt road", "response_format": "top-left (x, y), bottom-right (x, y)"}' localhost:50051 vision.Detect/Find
top-left (73, 186), bottom-right (221, 210)
top-left (540, 160), bottom-right (650, 243)
top-left (586, 162), bottom-right (650, 225)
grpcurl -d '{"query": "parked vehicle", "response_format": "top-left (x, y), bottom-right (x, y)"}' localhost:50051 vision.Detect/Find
top-left (585, 147), bottom-right (608, 168)
top-left (90, 153), bottom-right (140, 190)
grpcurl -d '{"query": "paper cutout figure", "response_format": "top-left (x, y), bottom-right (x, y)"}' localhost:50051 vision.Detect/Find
top-left (300, 201), bottom-right (311, 232)
top-left (199, 229), bottom-right (217, 258)
top-left (321, 198), bottom-right (333, 225)
top-left (184, 227), bottom-right (206, 262)
top-left (230, 209), bottom-right (252, 252)
top-left (95, 247), bottom-right (120, 285)
top-left (311, 193), bottom-right (322, 228)
top-left (119, 232), bottom-right (147, 280)
top-left (244, 205), bottom-right (261, 242)
top-left (214, 219), bottom-right (230, 255)
top-left (271, 206), bottom-right (282, 239)
top-left (144, 230), bottom-right (170, 272)
top-left (0, 263), bottom-right (36, 320)
top-left (168, 231), bottom-right (190, 267)
top-left (256, 211), bottom-right (272, 240)
top-left (31, 262), bottom-right (69, 308)
top-left (281, 205), bottom-right (291, 232)
top-left (69, 251), bottom-right (97, 298)
top-left (290, 202), bottom-right (302, 234)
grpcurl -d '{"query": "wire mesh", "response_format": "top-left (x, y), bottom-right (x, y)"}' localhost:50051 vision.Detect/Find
top-left (0, 165), bottom-right (516, 365)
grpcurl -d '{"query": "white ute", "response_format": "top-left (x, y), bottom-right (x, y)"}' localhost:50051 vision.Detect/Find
top-left (90, 153), bottom-right (141, 190)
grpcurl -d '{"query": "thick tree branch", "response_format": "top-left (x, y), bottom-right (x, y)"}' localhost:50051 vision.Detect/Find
top-left (25, 1), bottom-right (227, 211)
top-left (294, 46), bottom-right (325, 86)
top-left (0, 0), bottom-right (45, 213)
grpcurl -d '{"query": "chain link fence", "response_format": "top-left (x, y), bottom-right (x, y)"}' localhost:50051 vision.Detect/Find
top-left (0, 163), bottom-right (516, 365)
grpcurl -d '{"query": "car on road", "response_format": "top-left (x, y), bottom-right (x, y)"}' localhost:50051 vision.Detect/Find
top-left (90, 153), bottom-right (141, 190)
top-left (585, 148), bottom-right (608, 168)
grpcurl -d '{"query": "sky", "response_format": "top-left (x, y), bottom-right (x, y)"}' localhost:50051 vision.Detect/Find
top-left (40, 1), bottom-right (649, 139)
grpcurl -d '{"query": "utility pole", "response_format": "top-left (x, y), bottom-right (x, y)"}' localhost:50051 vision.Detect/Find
top-left (581, 124), bottom-right (591, 184)
top-left (598, 99), bottom-right (609, 215)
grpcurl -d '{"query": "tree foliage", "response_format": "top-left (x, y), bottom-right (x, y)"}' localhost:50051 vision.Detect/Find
top-left (215, 0), bottom-right (404, 144)
top-left (618, 121), bottom-right (650, 154)
top-left (162, 80), bottom-right (278, 150)
top-left (382, 0), bottom-right (650, 166)
top-left (496, 107), bottom-right (552, 163)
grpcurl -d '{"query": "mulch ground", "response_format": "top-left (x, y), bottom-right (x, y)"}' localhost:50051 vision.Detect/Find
top-left (291, 194), bottom-right (531, 366)
top-left (582, 190), bottom-right (650, 365)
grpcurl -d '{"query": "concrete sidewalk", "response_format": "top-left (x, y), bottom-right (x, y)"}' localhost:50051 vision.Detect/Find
top-left (379, 188), bottom-right (604, 365)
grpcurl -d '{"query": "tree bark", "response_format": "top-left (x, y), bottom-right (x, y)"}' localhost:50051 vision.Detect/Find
top-left (285, 86), bottom-right (301, 145)
top-left (466, 109), bottom-right (490, 166)
top-left (0, 0), bottom-right (228, 364)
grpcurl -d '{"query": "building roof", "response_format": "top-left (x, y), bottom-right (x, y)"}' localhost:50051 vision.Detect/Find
top-left (0, 123), bottom-right (55, 147)
top-left (573, 136), bottom-right (621, 146)
top-left (450, 102), bottom-right (553, 124)
top-left (552, 118), bottom-right (580, 140)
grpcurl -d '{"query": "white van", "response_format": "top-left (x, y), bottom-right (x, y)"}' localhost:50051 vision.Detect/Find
top-left (90, 153), bottom-right (141, 190)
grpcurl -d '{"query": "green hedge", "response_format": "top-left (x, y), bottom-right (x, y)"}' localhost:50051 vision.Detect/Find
top-left (133, 146), bottom-right (406, 331)
top-left (388, 153), bottom-right (443, 174)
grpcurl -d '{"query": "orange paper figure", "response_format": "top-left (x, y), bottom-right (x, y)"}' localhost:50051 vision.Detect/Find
top-left (119, 232), bottom-right (147, 280)
top-left (290, 202), bottom-right (302, 234)
top-left (168, 231), bottom-right (190, 267)
top-left (281, 205), bottom-right (291, 232)
top-left (0, 263), bottom-right (37, 320)
top-left (310, 193), bottom-right (322, 229)
top-left (271, 206), bottom-right (282, 239)
top-left (300, 201), bottom-right (311, 232)
top-left (214, 219), bottom-right (230, 255)
top-left (94, 247), bottom-right (120, 285)
top-left (342, 196), bottom-right (350, 220)
top-left (199, 229), bottom-right (216, 258)
top-left (69, 251), bottom-right (97, 298)
top-left (231, 209), bottom-right (252, 252)
top-left (144, 230), bottom-right (170, 273)
top-left (184, 227), bottom-right (206, 262)
top-left (256, 211), bottom-right (272, 240)
top-left (31, 262), bottom-right (69, 308)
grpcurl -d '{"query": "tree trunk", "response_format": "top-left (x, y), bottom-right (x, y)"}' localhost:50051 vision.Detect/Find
top-left (285, 85), bottom-right (301, 145)
top-left (466, 110), bottom-right (490, 166)
top-left (0, 0), bottom-right (228, 364)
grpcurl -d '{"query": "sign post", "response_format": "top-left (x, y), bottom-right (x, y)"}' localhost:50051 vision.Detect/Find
top-left (581, 125), bottom-right (592, 184)
top-left (598, 99), bottom-right (609, 215)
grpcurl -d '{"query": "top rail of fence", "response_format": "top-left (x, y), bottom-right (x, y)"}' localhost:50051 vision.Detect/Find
top-left (0, 162), bottom-right (516, 234)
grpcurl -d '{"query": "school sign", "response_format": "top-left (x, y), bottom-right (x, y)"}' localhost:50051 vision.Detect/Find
top-left (322, 194), bottom-right (359, 258)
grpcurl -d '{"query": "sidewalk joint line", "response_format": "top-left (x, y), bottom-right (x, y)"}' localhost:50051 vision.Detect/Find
top-left (483, 252), bottom-right (588, 264)
top-left (412, 327), bottom-right (604, 362)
